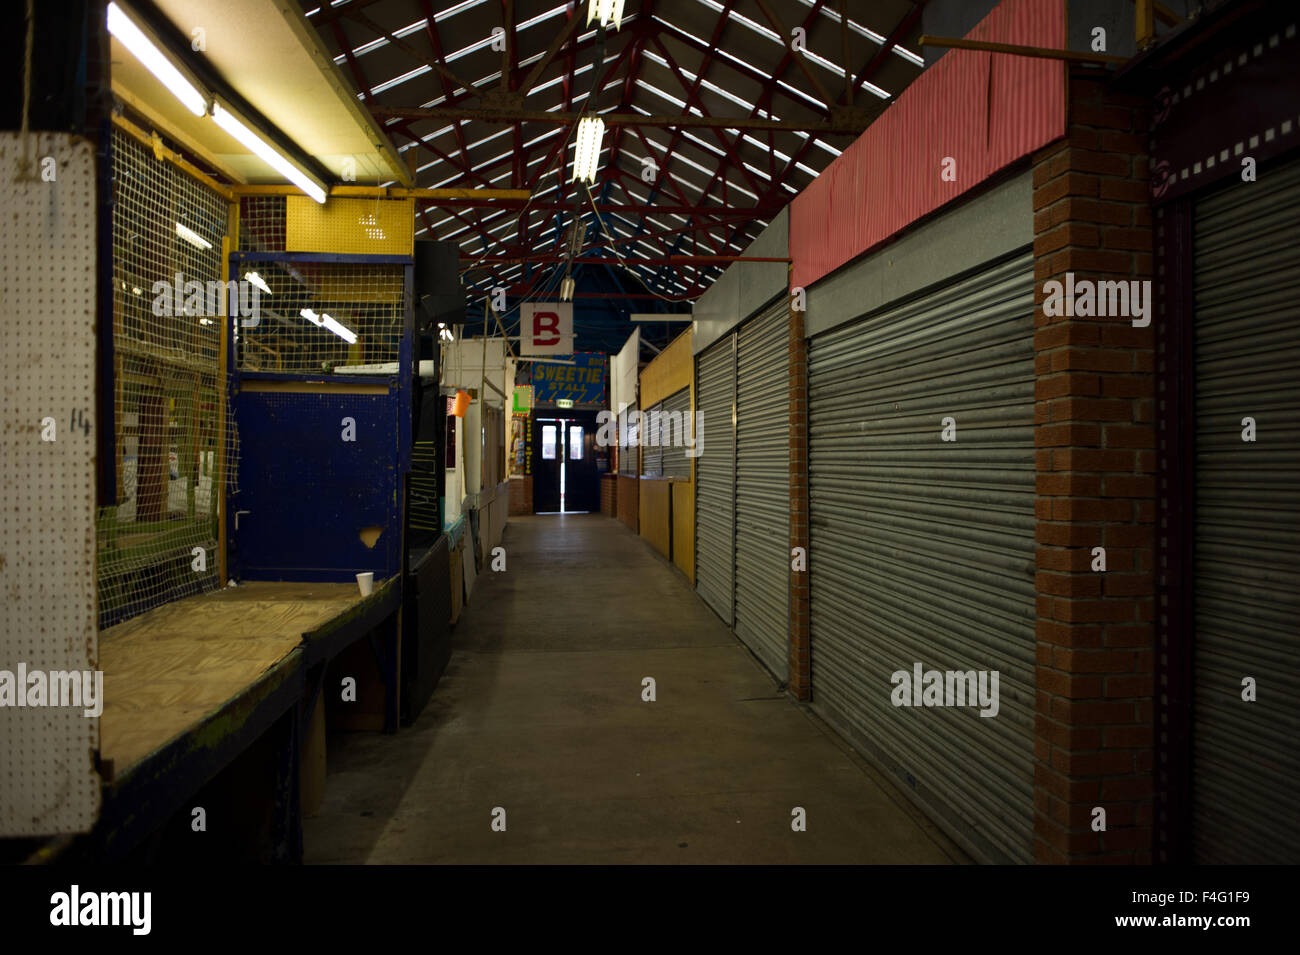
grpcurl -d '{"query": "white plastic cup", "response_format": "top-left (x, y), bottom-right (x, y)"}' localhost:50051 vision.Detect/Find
top-left (356, 572), bottom-right (375, 597)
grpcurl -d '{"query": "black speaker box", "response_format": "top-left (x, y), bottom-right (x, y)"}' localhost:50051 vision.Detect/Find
top-left (414, 239), bottom-right (465, 331)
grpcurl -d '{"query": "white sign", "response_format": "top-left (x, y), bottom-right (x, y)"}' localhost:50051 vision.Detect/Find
top-left (520, 302), bottom-right (573, 355)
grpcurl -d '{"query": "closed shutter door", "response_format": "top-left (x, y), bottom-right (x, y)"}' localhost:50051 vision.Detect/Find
top-left (695, 337), bottom-right (735, 624)
top-left (661, 387), bottom-right (693, 480)
top-left (735, 300), bottom-right (791, 679)
top-left (619, 404), bottom-right (639, 476)
top-left (1190, 157), bottom-right (1300, 864)
top-left (642, 400), bottom-right (664, 476)
top-left (808, 250), bottom-right (1036, 864)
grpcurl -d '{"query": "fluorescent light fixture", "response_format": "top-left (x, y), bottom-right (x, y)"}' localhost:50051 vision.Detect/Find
top-left (571, 115), bottom-right (604, 184)
top-left (300, 308), bottom-right (357, 344)
top-left (175, 222), bottom-right (212, 249)
top-left (107, 2), bottom-right (207, 116)
top-left (560, 276), bottom-right (576, 301)
top-left (213, 101), bottom-right (328, 204)
top-left (243, 271), bottom-right (271, 295)
top-left (587, 0), bottom-right (625, 31)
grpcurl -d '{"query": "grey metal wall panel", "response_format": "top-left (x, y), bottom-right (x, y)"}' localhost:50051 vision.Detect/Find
top-left (692, 264), bottom-right (740, 357)
top-left (808, 249), bottom-right (1036, 864)
top-left (1190, 157), bottom-right (1300, 864)
top-left (734, 300), bottom-right (791, 679)
top-left (661, 387), bottom-right (693, 480)
top-left (693, 209), bottom-right (789, 354)
top-left (805, 170), bottom-right (1032, 340)
top-left (737, 208), bottom-right (790, 321)
top-left (695, 338), bottom-right (735, 623)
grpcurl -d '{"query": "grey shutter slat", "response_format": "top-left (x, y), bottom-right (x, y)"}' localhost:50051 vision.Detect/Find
top-left (643, 401), bottom-right (664, 476)
top-left (695, 338), bottom-right (735, 624)
top-left (661, 387), bottom-right (693, 480)
top-left (619, 404), bottom-right (638, 476)
top-left (1191, 157), bottom-right (1300, 864)
top-left (808, 250), bottom-right (1036, 864)
top-left (734, 300), bottom-right (790, 679)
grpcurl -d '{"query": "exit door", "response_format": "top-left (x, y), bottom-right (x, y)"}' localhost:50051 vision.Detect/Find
top-left (533, 412), bottom-right (599, 513)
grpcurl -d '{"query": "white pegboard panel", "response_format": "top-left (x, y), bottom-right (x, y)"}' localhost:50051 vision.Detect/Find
top-left (0, 132), bottom-right (101, 835)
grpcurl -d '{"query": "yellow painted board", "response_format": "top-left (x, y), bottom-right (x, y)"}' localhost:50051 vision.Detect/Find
top-left (638, 478), bottom-right (672, 560)
top-left (672, 481), bottom-right (694, 583)
top-left (286, 195), bottom-right (414, 256)
top-left (639, 326), bottom-right (693, 408)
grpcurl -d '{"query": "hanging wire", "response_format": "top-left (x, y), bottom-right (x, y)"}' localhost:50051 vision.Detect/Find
top-left (581, 182), bottom-right (700, 304)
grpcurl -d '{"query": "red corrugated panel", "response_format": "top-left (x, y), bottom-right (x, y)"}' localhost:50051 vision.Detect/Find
top-left (790, 0), bottom-right (1066, 290)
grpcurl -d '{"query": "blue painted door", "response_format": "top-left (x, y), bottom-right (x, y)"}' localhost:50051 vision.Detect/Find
top-left (230, 387), bottom-right (402, 582)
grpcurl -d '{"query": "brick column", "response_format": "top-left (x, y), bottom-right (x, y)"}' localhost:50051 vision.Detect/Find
top-left (789, 285), bottom-right (811, 700)
top-left (1031, 68), bottom-right (1155, 864)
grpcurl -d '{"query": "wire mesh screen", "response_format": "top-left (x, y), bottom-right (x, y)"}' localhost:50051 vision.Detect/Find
top-left (239, 195), bottom-right (286, 253)
top-left (235, 259), bottom-right (405, 373)
top-left (99, 127), bottom-right (235, 628)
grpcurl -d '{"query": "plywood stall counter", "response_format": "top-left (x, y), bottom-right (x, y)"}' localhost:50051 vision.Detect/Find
top-left (97, 582), bottom-right (367, 775)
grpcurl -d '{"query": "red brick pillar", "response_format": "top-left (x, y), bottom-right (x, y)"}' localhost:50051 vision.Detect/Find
top-left (1031, 67), bottom-right (1155, 864)
top-left (789, 283), bottom-right (811, 700)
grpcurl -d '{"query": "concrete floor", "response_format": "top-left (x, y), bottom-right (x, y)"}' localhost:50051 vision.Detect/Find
top-left (304, 514), bottom-right (967, 864)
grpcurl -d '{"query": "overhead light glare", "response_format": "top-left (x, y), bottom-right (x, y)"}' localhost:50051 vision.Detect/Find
top-left (213, 102), bottom-right (328, 204)
top-left (107, 2), bottom-right (207, 116)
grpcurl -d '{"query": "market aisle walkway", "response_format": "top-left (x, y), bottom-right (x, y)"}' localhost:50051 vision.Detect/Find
top-left (303, 514), bottom-right (965, 864)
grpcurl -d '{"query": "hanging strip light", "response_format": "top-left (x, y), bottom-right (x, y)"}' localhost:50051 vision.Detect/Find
top-left (107, 2), bottom-right (207, 116)
top-left (587, 0), bottom-right (625, 31)
top-left (571, 116), bottom-right (605, 184)
top-left (214, 101), bottom-right (328, 204)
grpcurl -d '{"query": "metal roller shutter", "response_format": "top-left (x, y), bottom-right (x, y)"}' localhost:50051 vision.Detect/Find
top-left (1190, 157), bottom-right (1300, 864)
top-left (661, 387), bottom-right (693, 480)
top-left (642, 400), bottom-right (664, 477)
top-left (808, 249), bottom-right (1036, 864)
top-left (735, 300), bottom-right (791, 679)
top-left (695, 338), bottom-right (735, 624)
top-left (619, 404), bottom-right (639, 476)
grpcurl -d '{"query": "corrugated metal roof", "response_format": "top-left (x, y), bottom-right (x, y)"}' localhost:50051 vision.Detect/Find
top-left (299, 0), bottom-right (929, 318)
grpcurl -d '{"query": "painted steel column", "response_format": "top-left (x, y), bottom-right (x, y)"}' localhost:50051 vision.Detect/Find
top-left (788, 277), bottom-right (810, 700)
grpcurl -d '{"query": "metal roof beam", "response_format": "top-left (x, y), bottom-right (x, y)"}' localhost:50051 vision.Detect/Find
top-left (369, 105), bottom-right (867, 133)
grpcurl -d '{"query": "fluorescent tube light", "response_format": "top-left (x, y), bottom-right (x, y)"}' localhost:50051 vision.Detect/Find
top-left (321, 314), bottom-right (357, 344)
top-left (213, 101), bottom-right (328, 204)
top-left (176, 222), bottom-right (212, 249)
top-left (243, 271), bottom-right (272, 295)
top-left (107, 2), bottom-right (207, 116)
top-left (587, 0), bottom-right (625, 31)
top-left (300, 308), bottom-right (357, 344)
top-left (571, 116), bottom-right (604, 184)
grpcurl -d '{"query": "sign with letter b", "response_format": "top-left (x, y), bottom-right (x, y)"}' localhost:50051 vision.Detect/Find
top-left (521, 302), bottom-right (573, 355)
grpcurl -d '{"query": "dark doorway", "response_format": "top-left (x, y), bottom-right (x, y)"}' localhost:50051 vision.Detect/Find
top-left (533, 411), bottom-right (599, 513)
top-left (534, 417), bottom-right (561, 513)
